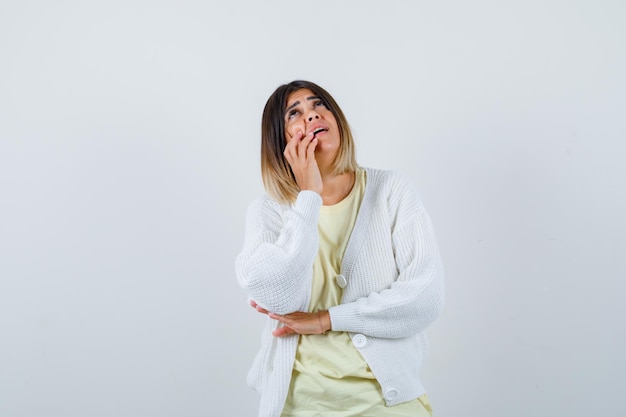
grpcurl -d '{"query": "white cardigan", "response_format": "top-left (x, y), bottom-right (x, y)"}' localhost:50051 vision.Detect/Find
top-left (236, 167), bottom-right (445, 417)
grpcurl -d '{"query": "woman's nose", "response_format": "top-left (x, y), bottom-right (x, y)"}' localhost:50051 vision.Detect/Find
top-left (307, 112), bottom-right (320, 122)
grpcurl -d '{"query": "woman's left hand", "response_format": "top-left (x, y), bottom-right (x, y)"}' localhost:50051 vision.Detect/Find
top-left (250, 300), bottom-right (331, 337)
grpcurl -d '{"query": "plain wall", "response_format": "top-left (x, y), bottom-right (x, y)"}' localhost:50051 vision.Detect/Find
top-left (1, 1), bottom-right (624, 416)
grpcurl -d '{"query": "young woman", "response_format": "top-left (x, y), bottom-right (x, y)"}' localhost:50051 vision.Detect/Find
top-left (236, 80), bottom-right (444, 417)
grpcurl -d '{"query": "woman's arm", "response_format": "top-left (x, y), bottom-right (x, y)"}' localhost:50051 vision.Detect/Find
top-left (235, 191), bottom-right (322, 315)
top-left (264, 174), bottom-right (445, 339)
top-left (329, 180), bottom-right (445, 339)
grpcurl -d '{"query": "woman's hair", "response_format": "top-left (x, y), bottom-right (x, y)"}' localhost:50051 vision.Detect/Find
top-left (261, 80), bottom-right (358, 204)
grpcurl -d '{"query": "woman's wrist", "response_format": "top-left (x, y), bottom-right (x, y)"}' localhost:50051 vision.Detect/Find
top-left (318, 310), bottom-right (332, 334)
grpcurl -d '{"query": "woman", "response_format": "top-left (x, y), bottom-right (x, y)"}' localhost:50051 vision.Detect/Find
top-left (235, 80), bottom-right (444, 417)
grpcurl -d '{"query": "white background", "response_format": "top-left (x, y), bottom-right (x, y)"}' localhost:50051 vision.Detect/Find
top-left (1, 1), bottom-right (624, 416)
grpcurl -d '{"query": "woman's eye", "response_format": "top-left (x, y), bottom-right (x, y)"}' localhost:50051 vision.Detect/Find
top-left (314, 100), bottom-right (325, 108)
top-left (287, 110), bottom-right (299, 120)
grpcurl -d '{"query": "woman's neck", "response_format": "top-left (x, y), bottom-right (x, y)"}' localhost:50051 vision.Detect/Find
top-left (320, 170), bottom-right (355, 206)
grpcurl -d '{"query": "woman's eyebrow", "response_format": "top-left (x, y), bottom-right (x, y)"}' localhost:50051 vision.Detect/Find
top-left (285, 101), bottom-right (300, 113)
top-left (285, 96), bottom-right (321, 114)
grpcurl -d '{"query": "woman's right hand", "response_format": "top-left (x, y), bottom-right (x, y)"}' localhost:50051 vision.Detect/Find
top-left (250, 300), bottom-right (331, 337)
top-left (283, 130), bottom-right (323, 195)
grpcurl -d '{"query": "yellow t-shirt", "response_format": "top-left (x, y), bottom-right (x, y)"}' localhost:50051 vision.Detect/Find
top-left (281, 168), bottom-right (432, 417)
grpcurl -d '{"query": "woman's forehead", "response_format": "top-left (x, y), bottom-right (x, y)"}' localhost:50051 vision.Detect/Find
top-left (285, 89), bottom-right (316, 107)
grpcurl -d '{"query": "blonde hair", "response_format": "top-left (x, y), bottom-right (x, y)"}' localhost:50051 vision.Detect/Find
top-left (261, 80), bottom-right (358, 204)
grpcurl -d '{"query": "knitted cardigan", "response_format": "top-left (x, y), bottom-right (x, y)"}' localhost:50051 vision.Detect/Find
top-left (235, 167), bottom-right (445, 417)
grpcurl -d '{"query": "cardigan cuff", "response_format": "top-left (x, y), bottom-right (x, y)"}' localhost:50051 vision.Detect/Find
top-left (294, 190), bottom-right (323, 223)
top-left (328, 303), bottom-right (366, 334)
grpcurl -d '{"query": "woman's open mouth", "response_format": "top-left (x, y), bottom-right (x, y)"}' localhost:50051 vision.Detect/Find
top-left (312, 127), bottom-right (328, 138)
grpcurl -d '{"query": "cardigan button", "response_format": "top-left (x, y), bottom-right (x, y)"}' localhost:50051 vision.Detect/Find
top-left (352, 334), bottom-right (367, 348)
top-left (336, 274), bottom-right (347, 288)
top-left (384, 388), bottom-right (398, 401)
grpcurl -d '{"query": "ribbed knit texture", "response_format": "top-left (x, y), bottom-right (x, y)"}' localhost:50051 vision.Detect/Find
top-left (235, 168), bottom-right (445, 417)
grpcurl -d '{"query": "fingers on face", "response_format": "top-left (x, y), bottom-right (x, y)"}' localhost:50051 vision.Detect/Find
top-left (283, 131), bottom-right (299, 162)
top-left (284, 130), bottom-right (314, 162)
top-left (297, 132), bottom-right (314, 159)
top-left (307, 137), bottom-right (318, 157)
top-left (286, 130), bottom-right (304, 148)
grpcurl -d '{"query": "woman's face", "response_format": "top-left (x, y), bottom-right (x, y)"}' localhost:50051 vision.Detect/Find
top-left (283, 89), bottom-right (340, 159)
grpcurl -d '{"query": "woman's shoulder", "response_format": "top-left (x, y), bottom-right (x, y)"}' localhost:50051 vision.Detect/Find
top-left (245, 193), bottom-right (286, 217)
top-left (362, 167), bottom-right (415, 192)
top-left (362, 166), bottom-right (425, 215)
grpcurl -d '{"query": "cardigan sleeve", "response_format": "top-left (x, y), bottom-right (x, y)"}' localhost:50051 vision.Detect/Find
top-left (235, 191), bottom-right (322, 315)
top-left (328, 174), bottom-right (445, 338)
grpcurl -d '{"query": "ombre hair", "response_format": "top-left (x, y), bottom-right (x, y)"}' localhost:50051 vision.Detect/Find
top-left (261, 80), bottom-right (358, 204)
